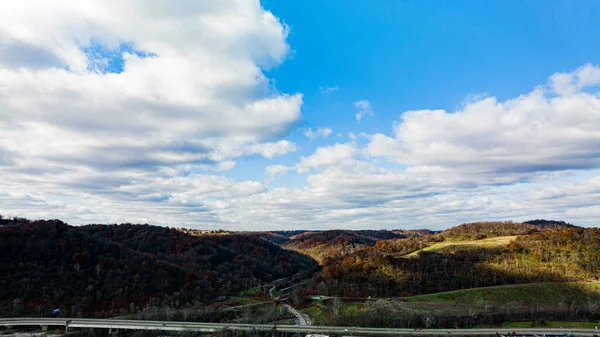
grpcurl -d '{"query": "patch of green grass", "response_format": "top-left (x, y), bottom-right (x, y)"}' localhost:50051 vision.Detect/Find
top-left (405, 282), bottom-right (600, 306)
top-left (240, 287), bottom-right (260, 296)
top-left (342, 303), bottom-right (363, 315)
top-left (302, 305), bottom-right (326, 323)
top-left (405, 236), bottom-right (518, 257)
top-left (228, 296), bottom-right (266, 305)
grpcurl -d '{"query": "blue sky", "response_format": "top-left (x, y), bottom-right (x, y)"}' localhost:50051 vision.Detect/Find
top-left (262, 0), bottom-right (600, 123)
top-left (0, 0), bottom-right (599, 229)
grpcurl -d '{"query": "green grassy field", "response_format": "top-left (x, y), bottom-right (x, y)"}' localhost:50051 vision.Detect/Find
top-left (239, 286), bottom-right (261, 296)
top-left (227, 296), bottom-right (267, 305)
top-left (404, 282), bottom-right (600, 306)
top-left (405, 236), bottom-right (518, 257)
top-left (300, 284), bottom-right (600, 328)
top-left (301, 305), bottom-right (326, 323)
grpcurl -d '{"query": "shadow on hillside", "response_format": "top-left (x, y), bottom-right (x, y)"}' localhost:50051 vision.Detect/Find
top-left (317, 245), bottom-right (590, 298)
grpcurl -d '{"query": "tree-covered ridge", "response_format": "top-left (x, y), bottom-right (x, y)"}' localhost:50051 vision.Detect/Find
top-left (0, 219), bottom-right (319, 318)
top-left (439, 220), bottom-right (572, 241)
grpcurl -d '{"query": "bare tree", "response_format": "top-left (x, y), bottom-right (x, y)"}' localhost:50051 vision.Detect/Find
top-left (95, 263), bottom-right (102, 278)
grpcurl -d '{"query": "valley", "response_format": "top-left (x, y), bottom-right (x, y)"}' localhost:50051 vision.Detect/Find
top-left (1, 217), bottom-right (599, 333)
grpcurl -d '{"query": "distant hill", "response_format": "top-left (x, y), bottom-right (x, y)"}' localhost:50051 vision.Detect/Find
top-left (283, 230), bottom-right (421, 264)
top-left (0, 218), bottom-right (319, 318)
top-left (393, 229), bottom-right (438, 238)
top-left (246, 230), bottom-right (310, 245)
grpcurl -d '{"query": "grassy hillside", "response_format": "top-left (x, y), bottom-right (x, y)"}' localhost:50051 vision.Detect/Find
top-left (404, 236), bottom-right (518, 257)
top-left (405, 281), bottom-right (600, 306)
top-left (302, 282), bottom-right (600, 329)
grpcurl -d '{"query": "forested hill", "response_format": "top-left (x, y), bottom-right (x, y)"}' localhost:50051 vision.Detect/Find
top-left (439, 220), bottom-right (573, 240)
top-left (0, 219), bottom-right (320, 318)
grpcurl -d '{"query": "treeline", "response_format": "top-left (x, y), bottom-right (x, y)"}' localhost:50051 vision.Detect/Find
top-left (0, 218), bottom-right (319, 318)
top-left (439, 220), bottom-right (571, 241)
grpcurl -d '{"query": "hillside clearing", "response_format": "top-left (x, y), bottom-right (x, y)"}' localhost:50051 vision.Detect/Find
top-left (404, 235), bottom-right (519, 257)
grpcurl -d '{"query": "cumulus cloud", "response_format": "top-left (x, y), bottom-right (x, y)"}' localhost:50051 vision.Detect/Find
top-left (355, 99), bottom-right (373, 121)
top-left (303, 127), bottom-right (333, 140)
top-left (0, 0), bottom-right (302, 173)
top-left (0, 0), bottom-right (303, 227)
top-left (243, 140), bottom-right (298, 159)
top-left (297, 143), bottom-right (358, 173)
top-left (264, 164), bottom-right (291, 184)
top-left (367, 65), bottom-right (600, 184)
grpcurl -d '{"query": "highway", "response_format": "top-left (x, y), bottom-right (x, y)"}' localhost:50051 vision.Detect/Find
top-left (1, 318), bottom-right (599, 336)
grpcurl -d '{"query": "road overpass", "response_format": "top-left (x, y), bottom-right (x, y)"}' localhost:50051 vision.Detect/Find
top-left (1, 318), bottom-right (599, 336)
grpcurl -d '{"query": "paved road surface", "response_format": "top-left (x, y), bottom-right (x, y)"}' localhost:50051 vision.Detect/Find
top-left (1, 318), bottom-right (599, 336)
top-left (269, 286), bottom-right (277, 299)
top-left (282, 304), bottom-right (309, 325)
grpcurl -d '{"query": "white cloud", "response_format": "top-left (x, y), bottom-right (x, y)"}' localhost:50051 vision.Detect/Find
top-left (303, 127), bottom-right (333, 140)
top-left (0, 0), bottom-right (302, 172)
top-left (355, 99), bottom-right (373, 121)
top-left (243, 140), bottom-right (298, 159)
top-left (366, 65), bottom-right (600, 183)
top-left (0, 0), bottom-right (304, 227)
top-left (549, 63), bottom-right (600, 95)
top-left (297, 143), bottom-right (358, 173)
top-left (264, 164), bottom-right (291, 184)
